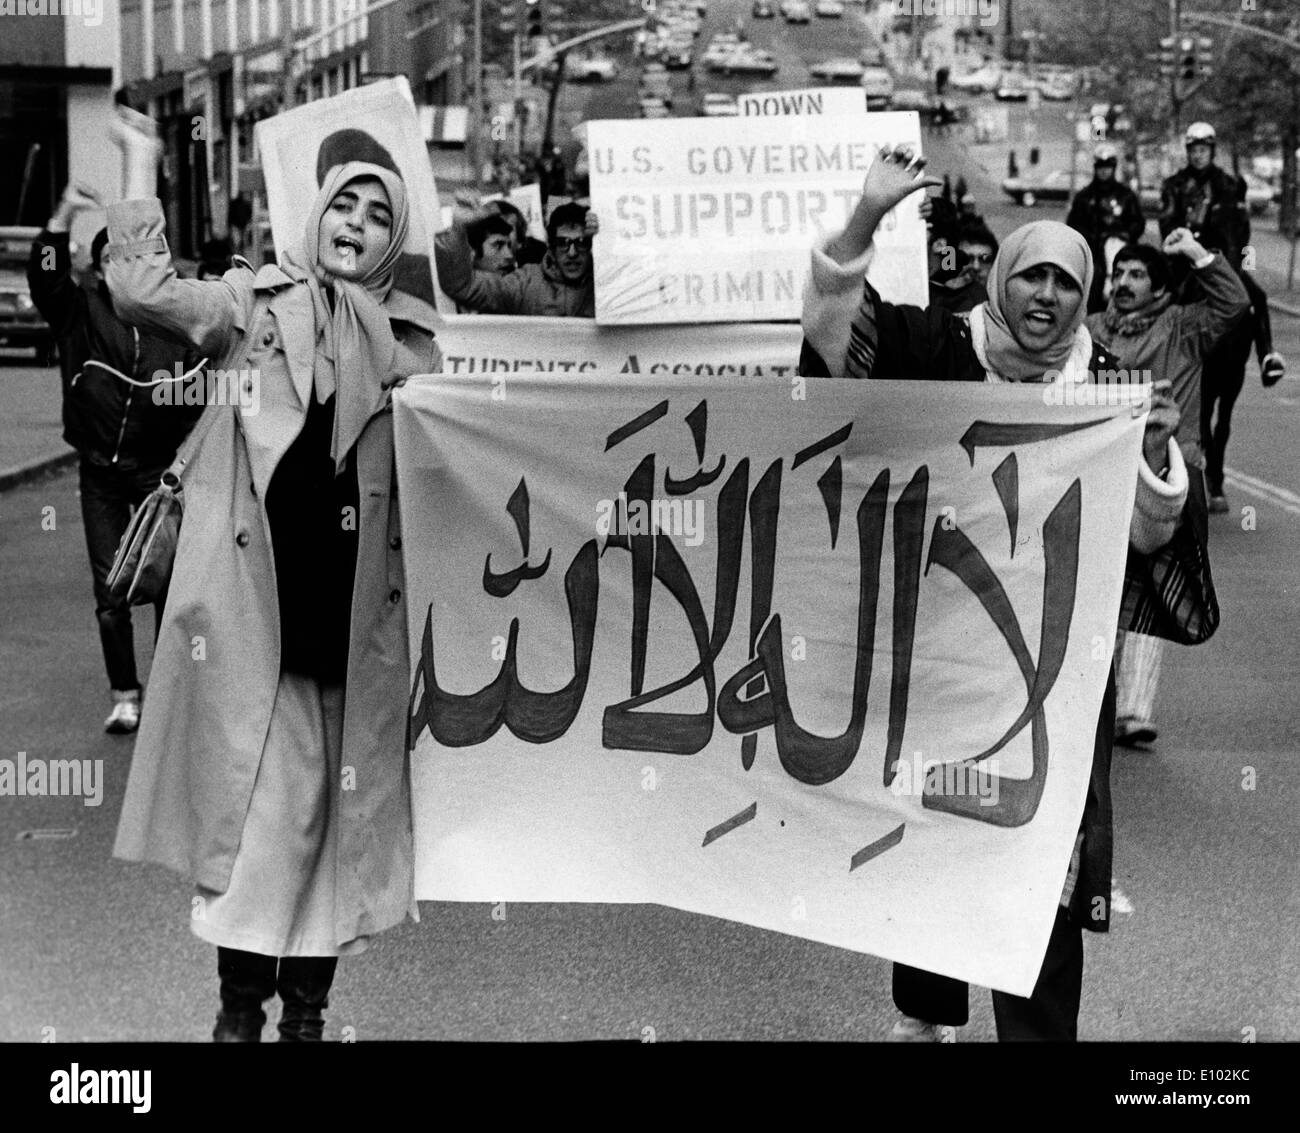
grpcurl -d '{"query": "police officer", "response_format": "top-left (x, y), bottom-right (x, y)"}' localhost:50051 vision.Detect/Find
top-left (1066, 142), bottom-right (1146, 313)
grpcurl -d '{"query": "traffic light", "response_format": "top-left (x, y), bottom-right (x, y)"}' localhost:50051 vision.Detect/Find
top-left (1197, 36), bottom-right (1214, 79)
top-left (1178, 36), bottom-right (1197, 82)
top-left (1157, 36), bottom-right (1175, 78)
top-left (524, 0), bottom-right (544, 41)
top-left (498, 1), bottom-right (517, 35)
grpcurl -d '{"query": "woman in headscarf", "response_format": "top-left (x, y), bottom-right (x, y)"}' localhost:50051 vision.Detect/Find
top-left (801, 147), bottom-right (1189, 1041)
top-left (104, 121), bottom-right (441, 1041)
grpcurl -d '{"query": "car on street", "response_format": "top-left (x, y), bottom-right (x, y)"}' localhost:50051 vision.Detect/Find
top-left (809, 57), bottom-right (865, 83)
top-left (860, 65), bottom-right (895, 109)
top-left (752, 0), bottom-right (776, 16)
top-left (815, 0), bottom-right (845, 16)
top-left (661, 37), bottom-right (694, 68)
top-left (890, 87), bottom-right (934, 113)
top-left (781, 0), bottom-right (812, 23)
top-left (994, 73), bottom-right (1030, 102)
top-left (720, 48), bottom-right (779, 76)
top-left (948, 64), bottom-right (1001, 94)
top-left (0, 226), bottom-right (54, 362)
top-left (566, 56), bottom-right (618, 82)
top-left (639, 95), bottom-right (672, 119)
top-left (1002, 169), bottom-right (1074, 207)
top-left (700, 92), bottom-right (740, 117)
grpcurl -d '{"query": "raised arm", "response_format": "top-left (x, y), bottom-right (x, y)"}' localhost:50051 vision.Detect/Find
top-left (1162, 227), bottom-right (1248, 353)
top-left (102, 108), bottom-right (245, 357)
top-left (27, 182), bottom-right (102, 337)
top-left (434, 208), bottom-right (525, 315)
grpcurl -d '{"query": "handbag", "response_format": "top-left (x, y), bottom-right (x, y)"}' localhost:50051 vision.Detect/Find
top-left (106, 293), bottom-right (269, 607)
top-left (1120, 470), bottom-right (1220, 646)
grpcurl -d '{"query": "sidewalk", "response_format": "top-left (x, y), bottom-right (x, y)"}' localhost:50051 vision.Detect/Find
top-left (0, 361), bottom-right (74, 493)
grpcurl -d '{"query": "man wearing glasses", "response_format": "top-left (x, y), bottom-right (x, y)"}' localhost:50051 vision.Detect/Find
top-left (436, 201), bottom-right (598, 317)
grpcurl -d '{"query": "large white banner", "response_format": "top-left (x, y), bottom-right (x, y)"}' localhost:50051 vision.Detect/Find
top-left (587, 113), bottom-right (929, 324)
top-left (394, 373), bottom-right (1147, 995)
top-left (435, 314), bottom-right (803, 377)
top-left (255, 77), bottom-right (442, 309)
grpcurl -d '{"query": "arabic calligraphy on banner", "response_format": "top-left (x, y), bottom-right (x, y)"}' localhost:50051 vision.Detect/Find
top-left (392, 374), bottom-right (1146, 996)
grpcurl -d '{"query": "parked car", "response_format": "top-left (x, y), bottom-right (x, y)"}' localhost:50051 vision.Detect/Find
top-left (1240, 172), bottom-right (1277, 215)
top-left (1002, 169), bottom-right (1074, 207)
top-left (752, 0), bottom-right (776, 16)
top-left (890, 88), bottom-right (934, 113)
top-left (0, 226), bottom-right (54, 362)
top-left (995, 74), bottom-right (1030, 102)
top-left (639, 95), bottom-right (672, 119)
top-left (810, 57), bottom-right (865, 83)
top-left (661, 38), bottom-right (694, 69)
top-left (700, 92), bottom-right (740, 117)
top-left (566, 56), bottom-right (618, 82)
top-left (1034, 76), bottom-right (1076, 101)
top-left (860, 65), bottom-right (895, 110)
top-left (948, 65), bottom-right (1002, 94)
top-left (781, 0), bottom-right (812, 23)
top-left (721, 48), bottom-right (779, 76)
top-left (815, 0), bottom-right (845, 16)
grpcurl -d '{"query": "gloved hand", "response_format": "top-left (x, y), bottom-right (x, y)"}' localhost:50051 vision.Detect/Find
top-left (1262, 352), bottom-right (1285, 388)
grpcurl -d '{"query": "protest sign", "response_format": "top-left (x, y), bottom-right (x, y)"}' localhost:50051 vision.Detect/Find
top-left (484, 183), bottom-right (547, 243)
top-left (587, 113), bottom-right (929, 324)
top-left (435, 313), bottom-right (803, 376)
top-left (255, 77), bottom-right (442, 308)
top-left (737, 87), bottom-right (866, 116)
top-left (394, 373), bottom-right (1148, 995)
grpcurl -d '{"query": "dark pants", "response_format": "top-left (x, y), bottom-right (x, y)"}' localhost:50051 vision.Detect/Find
top-left (1200, 270), bottom-right (1271, 495)
top-left (892, 905), bottom-right (1083, 1041)
top-left (78, 457), bottom-right (167, 692)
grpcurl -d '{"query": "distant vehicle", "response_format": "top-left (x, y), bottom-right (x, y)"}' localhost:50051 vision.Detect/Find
top-left (995, 74), bottom-right (1030, 102)
top-left (0, 226), bottom-right (54, 362)
top-left (700, 92), bottom-right (740, 117)
top-left (948, 65), bottom-right (1001, 94)
top-left (1002, 169), bottom-right (1074, 207)
top-left (752, 0), bottom-right (776, 16)
top-left (810, 57), bottom-right (865, 83)
top-left (720, 48), bottom-right (779, 76)
top-left (566, 56), bottom-right (618, 82)
top-left (639, 69), bottom-right (673, 107)
top-left (661, 39), bottom-right (694, 69)
top-left (815, 0), bottom-right (845, 15)
top-left (1240, 172), bottom-right (1276, 214)
top-left (890, 88), bottom-right (934, 113)
top-left (781, 0), bottom-right (812, 23)
top-left (639, 95), bottom-right (672, 119)
top-left (1034, 75), bottom-right (1075, 101)
top-left (860, 65), bottom-right (895, 110)
top-left (643, 61), bottom-right (669, 76)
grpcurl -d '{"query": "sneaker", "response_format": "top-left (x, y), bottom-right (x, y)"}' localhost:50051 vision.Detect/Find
top-left (887, 1015), bottom-right (952, 1042)
top-left (105, 689), bottom-right (141, 734)
top-left (1115, 719), bottom-right (1158, 746)
top-left (1207, 492), bottom-right (1229, 514)
top-left (1262, 352), bottom-right (1285, 388)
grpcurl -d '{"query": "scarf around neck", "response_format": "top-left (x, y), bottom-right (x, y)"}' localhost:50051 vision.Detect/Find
top-left (289, 160), bottom-right (411, 472)
top-left (1101, 291), bottom-right (1174, 338)
top-left (973, 220), bottom-right (1095, 383)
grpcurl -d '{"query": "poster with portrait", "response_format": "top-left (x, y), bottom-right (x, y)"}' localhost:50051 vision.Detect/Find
top-left (254, 76), bottom-right (442, 308)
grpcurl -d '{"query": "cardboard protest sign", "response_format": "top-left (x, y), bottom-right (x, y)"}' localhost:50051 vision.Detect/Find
top-left (588, 113), bottom-right (928, 324)
top-left (394, 373), bottom-right (1148, 995)
top-left (436, 314), bottom-right (802, 377)
top-left (737, 87), bottom-right (866, 116)
top-left (255, 77), bottom-right (442, 308)
top-left (484, 183), bottom-right (547, 244)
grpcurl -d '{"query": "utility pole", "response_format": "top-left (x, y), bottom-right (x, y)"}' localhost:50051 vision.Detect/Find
top-left (1169, 0), bottom-right (1181, 164)
top-left (470, 0), bottom-right (483, 190)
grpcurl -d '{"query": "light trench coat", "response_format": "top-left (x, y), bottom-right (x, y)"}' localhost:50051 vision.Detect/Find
top-left (104, 197), bottom-right (441, 946)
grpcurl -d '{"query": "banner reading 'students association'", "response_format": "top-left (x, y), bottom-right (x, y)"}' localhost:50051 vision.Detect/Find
top-left (587, 113), bottom-right (929, 324)
top-left (393, 373), bottom-right (1147, 996)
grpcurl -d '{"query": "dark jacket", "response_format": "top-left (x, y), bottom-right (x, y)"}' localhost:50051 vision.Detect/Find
top-left (1066, 178), bottom-right (1145, 250)
top-left (1159, 164), bottom-right (1249, 269)
top-left (27, 230), bottom-right (204, 471)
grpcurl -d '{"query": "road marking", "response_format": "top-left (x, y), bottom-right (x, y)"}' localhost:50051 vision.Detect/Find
top-left (1223, 467), bottom-right (1300, 517)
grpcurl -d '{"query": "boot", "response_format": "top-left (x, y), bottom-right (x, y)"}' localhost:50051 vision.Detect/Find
top-left (213, 947), bottom-right (277, 1042)
top-left (276, 956), bottom-right (338, 1042)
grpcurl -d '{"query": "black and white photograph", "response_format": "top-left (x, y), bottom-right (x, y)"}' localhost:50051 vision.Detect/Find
top-left (1, 0), bottom-right (1296, 1113)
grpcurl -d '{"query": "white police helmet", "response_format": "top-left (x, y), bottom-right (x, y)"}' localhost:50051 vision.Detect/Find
top-left (1184, 122), bottom-right (1216, 147)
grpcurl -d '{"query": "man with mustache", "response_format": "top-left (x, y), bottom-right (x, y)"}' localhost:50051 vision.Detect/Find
top-left (1084, 233), bottom-right (1247, 747)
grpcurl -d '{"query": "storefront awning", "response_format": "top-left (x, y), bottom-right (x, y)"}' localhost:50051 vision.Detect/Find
top-left (420, 105), bottom-right (468, 146)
